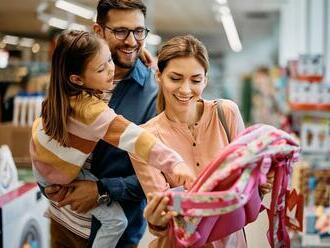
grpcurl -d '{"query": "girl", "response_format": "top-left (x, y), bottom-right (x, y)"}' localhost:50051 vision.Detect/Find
top-left (30, 30), bottom-right (195, 248)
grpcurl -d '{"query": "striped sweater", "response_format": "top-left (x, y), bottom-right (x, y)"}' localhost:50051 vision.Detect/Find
top-left (30, 93), bottom-right (183, 186)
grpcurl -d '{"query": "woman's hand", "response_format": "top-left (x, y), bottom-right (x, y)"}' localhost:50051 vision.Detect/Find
top-left (259, 169), bottom-right (275, 196)
top-left (144, 193), bottom-right (176, 229)
top-left (172, 163), bottom-right (196, 189)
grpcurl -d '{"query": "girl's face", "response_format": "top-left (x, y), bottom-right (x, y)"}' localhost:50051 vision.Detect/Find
top-left (157, 56), bottom-right (207, 114)
top-left (80, 41), bottom-right (115, 91)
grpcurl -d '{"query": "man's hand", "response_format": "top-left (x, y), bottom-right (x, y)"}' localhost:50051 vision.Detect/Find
top-left (57, 180), bottom-right (99, 214)
top-left (139, 48), bottom-right (157, 69)
top-left (45, 185), bottom-right (69, 202)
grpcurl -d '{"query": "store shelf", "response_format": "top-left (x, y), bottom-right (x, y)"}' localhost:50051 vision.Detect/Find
top-left (291, 109), bottom-right (330, 118)
top-left (301, 233), bottom-right (330, 247)
top-left (290, 103), bottom-right (330, 113)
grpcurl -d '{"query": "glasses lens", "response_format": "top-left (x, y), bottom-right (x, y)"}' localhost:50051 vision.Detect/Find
top-left (114, 29), bottom-right (129, 40)
top-left (134, 28), bottom-right (147, 40)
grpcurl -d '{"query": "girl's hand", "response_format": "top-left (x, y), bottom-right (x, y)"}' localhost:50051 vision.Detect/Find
top-left (144, 193), bottom-right (176, 229)
top-left (259, 169), bottom-right (275, 196)
top-left (172, 163), bottom-right (196, 189)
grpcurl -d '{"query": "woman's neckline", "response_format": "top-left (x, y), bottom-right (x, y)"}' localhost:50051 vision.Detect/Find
top-left (162, 99), bottom-right (205, 128)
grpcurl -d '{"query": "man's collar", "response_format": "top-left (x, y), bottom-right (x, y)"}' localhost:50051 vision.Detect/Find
top-left (124, 59), bottom-right (149, 86)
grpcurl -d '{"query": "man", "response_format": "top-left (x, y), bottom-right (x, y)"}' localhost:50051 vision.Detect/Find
top-left (46, 0), bottom-right (157, 247)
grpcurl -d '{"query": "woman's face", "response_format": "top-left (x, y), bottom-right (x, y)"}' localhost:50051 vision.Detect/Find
top-left (157, 56), bottom-right (207, 114)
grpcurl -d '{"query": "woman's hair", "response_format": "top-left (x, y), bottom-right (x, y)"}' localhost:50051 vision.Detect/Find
top-left (42, 30), bottom-right (102, 146)
top-left (156, 35), bottom-right (209, 113)
top-left (97, 0), bottom-right (146, 26)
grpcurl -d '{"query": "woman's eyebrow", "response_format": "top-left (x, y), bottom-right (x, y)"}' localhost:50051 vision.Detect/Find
top-left (169, 72), bottom-right (183, 76)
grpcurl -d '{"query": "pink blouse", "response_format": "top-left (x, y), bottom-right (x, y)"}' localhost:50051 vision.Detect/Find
top-left (130, 99), bottom-right (246, 248)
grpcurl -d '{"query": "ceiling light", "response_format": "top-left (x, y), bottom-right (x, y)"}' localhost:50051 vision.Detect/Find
top-left (221, 14), bottom-right (242, 52)
top-left (2, 35), bottom-right (19, 45)
top-left (48, 17), bottom-right (68, 30)
top-left (218, 6), bottom-right (231, 16)
top-left (32, 43), bottom-right (40, 54)
top-left (146, 33), bottom-right (162, 46)
top-left (68, 23), bottom-right (89, 31)
top-left (0, 42), bottom-right (6, 49)
top-left (55, 0), bottom-right (95, 20)
top-left (215, 0), bottom-right (227, 5)
top-left (19, 38), bottom-right (35, 47)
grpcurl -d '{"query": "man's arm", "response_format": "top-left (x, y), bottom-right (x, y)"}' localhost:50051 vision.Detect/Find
top-left (99, 174), bottom-right (145, 202)
top-left (56, 175), bottom-right (145, 213)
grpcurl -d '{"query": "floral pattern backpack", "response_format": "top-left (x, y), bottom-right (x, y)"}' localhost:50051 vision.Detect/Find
top-left (166, 124), bottom-right (300, 248)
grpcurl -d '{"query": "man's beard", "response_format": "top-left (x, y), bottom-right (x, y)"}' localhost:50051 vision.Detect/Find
top-left (112, 48), bottom-right (140, 69)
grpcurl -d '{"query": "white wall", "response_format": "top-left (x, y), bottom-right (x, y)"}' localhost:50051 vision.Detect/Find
top-left (220, 34), bottom-right (278, 103)
top-left (279, 0), bottom-right (328, 78)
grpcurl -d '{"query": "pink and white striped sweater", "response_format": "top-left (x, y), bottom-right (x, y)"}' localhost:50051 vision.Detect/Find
top-left (30, 93), bottom-right (183, 186)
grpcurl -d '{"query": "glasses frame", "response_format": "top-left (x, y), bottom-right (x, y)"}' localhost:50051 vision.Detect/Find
top-left (103, 25), bottom-right (150, 41)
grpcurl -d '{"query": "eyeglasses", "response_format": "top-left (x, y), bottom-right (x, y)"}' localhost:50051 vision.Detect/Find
top-left (103, 26), bottom-right (150, 41)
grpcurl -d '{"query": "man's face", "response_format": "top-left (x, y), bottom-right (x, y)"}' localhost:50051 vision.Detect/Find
top-left (102, 9), bottom-right (145, 69)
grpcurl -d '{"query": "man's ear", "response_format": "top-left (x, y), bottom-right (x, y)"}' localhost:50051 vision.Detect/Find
top-left (93, 23), bottom-right (104, 38)
top-left (69, 75), bottom-right (84, 86)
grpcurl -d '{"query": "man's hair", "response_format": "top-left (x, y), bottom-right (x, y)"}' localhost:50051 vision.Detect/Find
top-left (97, 0), bottom-right (147, 25)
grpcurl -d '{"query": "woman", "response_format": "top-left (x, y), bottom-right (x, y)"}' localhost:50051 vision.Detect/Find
top-left (131, 35), bottom-right (273, 247)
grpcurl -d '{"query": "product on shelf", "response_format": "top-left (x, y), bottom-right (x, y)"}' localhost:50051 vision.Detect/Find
top-left (12, 92), bottom-right (44, 126)
top-left (288, 54), bottom-right (330, 112)
top-left (314, 169), bottom-right (330, 207)
top-left (291, 161), bottom-right (311, 205)
top-left (300, 118), bottom-right (330, 153)
top-left (297, 54), bottom-right (324, 82)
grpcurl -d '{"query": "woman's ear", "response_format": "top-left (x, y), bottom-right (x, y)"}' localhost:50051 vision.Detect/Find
top-left (204, 76), bottom-right (208, 87)
top-left (69, 75), bottom-right (84, 86)
top-left (155, 70), bottom-right (161, 84)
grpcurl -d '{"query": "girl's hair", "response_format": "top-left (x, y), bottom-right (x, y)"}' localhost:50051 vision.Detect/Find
top-left (42, 30), bottom-right (103, 146)
top-left (156, 35), bottom-right (209, 113)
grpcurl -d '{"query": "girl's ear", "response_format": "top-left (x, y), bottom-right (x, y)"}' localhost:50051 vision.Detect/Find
top-left (69, 75), bottom-right (84, 86)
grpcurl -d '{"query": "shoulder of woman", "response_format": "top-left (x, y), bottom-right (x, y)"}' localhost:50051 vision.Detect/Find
top-left (141, 114), bottom-right (162, 133)
top-left (220, 99), bottom-right (240, 114)
top-left (210, 98), bottom-right (240, 116)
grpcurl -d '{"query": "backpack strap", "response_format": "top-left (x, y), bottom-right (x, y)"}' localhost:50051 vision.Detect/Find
top-left (216, 99), bottom-right (248, 243)
top-left (216, 99), bottom-right (231, 143)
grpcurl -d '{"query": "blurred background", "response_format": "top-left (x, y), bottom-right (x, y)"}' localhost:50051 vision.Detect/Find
top-left (0, 0), bottom-right (329, 247)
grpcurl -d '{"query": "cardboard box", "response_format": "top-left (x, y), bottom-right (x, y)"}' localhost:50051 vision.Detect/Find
top-left (0, 123), bottom-right (32, 167)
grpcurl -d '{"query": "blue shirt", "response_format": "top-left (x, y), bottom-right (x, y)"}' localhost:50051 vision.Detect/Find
top-left (89, 59), bottom-right (158, 247)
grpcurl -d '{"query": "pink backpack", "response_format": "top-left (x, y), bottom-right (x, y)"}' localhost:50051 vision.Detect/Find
top-left (166, 124), bottom-right (300, 248)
